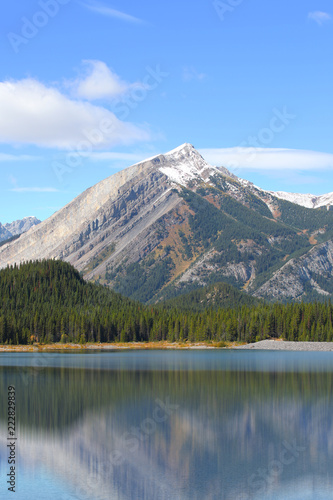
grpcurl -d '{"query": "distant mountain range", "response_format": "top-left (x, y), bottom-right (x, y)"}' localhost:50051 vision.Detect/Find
top-left (264, 189), bottom-right (333, 209)
top-left (1, 144), bottom-right (333, 303)
top-left (0, 216), bottom-right (40, 243)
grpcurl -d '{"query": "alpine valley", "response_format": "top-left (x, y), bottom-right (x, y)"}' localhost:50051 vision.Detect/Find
top-left (1, 143), bottom-right (333, 304)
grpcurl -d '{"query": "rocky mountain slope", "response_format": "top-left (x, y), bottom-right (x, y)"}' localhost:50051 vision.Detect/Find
top-left (0, 216), bottom-right (40, 243)
top-left (1, 143), bottom-right (333, 303)
top-left (254, 239), bottom-right (333, 300)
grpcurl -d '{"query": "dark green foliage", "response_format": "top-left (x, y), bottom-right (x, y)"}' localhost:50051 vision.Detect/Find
top-left (178, 230), bottom-right (193, 259)
top-left (210, 175), bottom-right (273, 218)
top-left (151, 279), bottom-right (210, 303)
top-left (0, 260), bottom-right (137, 344)
top-left (180, 189), bottom-right (260, 265)
top-left (113, 257), bottom-right (175, 303)
top-left (215, 191), bottom-right (288, 237)
top-left (1, 260), bottom-right (333, 345)
top-left (180, 189), bottom-right (229, 247)
top-left (180, 188), bottom-right (310, 252)
top-left (246, 192), bottom-right (273, 218)
top-left (277, 199), bottom-right (333, 230)
top-left (205, 273), bottom-right (245, 289)
top-left (162, 282), bottom-right (260, 311)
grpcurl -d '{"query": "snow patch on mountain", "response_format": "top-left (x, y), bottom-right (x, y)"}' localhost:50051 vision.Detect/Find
top-left (263, 190), bottom-right (333, 209)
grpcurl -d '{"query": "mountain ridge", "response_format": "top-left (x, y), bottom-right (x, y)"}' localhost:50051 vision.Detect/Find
top-left (262, 189), bottom-right (333, 209)
top-left (1, 143), bottom-right (333, 303)
top-left (0, 216), bottom-right (41, 243)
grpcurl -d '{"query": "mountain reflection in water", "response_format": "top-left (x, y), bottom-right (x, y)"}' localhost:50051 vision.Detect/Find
top-left (0, 350), bottom-right (333, 500)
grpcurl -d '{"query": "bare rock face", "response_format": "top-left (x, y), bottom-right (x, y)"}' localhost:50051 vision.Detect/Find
top-left (254, 240), bottom-right (333, 301)
top-left (0, 156), bottom-right (177, 272)
top-left (2, 143), bottom-right (333, 303)
top-left (0, 223), bottom-right (11, 243)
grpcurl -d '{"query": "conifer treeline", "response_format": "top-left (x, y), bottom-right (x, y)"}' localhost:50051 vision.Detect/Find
top-left (0, 260), bottom-right (332, 345)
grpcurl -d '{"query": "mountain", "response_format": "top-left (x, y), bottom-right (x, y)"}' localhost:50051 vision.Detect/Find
top-left (1, 143), bottom-right (333, 303)
top-left (262, 189), bottom-right (333, 209)
top-left (0, 216), bottom-right (41, 243)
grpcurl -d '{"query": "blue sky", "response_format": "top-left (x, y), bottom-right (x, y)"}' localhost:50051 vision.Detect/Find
top-left (0, 0), bottom-right (332, 223)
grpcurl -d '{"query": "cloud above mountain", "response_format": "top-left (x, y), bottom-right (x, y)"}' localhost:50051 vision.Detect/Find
top-left (68, 60), bottom-right (145, 101)
top-left (0, 77), bottom-right (149, 149)
top-left (199, 147), bottom-right (333, 172)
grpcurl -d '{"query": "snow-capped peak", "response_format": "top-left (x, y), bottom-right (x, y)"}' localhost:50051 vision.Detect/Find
top-left (137, 143), bottom-right (333, 210)
top-left (159, 143), bottom-right (218, 187)
top-left (164, 143), bottom-right (195, 156)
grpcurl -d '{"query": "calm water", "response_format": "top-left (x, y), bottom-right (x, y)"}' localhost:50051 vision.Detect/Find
top-left (1, 349), bottom-right (333, 499)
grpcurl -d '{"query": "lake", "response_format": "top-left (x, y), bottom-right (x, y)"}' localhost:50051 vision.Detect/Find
top-left (1, 349), bottom-right (333, 499)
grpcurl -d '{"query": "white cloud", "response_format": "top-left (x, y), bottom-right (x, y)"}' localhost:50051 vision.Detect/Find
top-left (0, 154), bottom-right (40, 162)
top-left (80, 1), bottom-right (143, 24)
top-left (0, 78), bottom-right (149, 149)
top-left (308, 11), bottom-right (332, 25)
top-left (182, 66), bottom-right (206, 82)
top-left (69, 60), bottom-right (141, 100)
top-left (199, 147), bottom-right (333, 172)
top-left (10, 187), bottom-right (60, 192)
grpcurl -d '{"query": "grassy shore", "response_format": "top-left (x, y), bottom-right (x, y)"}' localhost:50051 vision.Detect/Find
top-left (3, 339), bottom-right (333, 352)
top-left (0, 340), bottom-right (245, 352)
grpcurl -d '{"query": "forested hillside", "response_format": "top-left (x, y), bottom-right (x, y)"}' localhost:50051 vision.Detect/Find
top-left (161, 282), bottom-right (260, 311)
top-left (1, 260), bottom-right (333, 345)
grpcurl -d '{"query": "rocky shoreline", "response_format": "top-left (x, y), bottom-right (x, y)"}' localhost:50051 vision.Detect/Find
top-left (235, 339), bottom-right (333, 351)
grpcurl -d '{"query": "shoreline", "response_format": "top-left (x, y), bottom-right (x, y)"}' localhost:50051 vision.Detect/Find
top-left (2, 339), bottom-right (333, 352)
top-left (235, 339), bottom-right (333, 351)
top-left (0, 340), bottom-right (236, 352)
